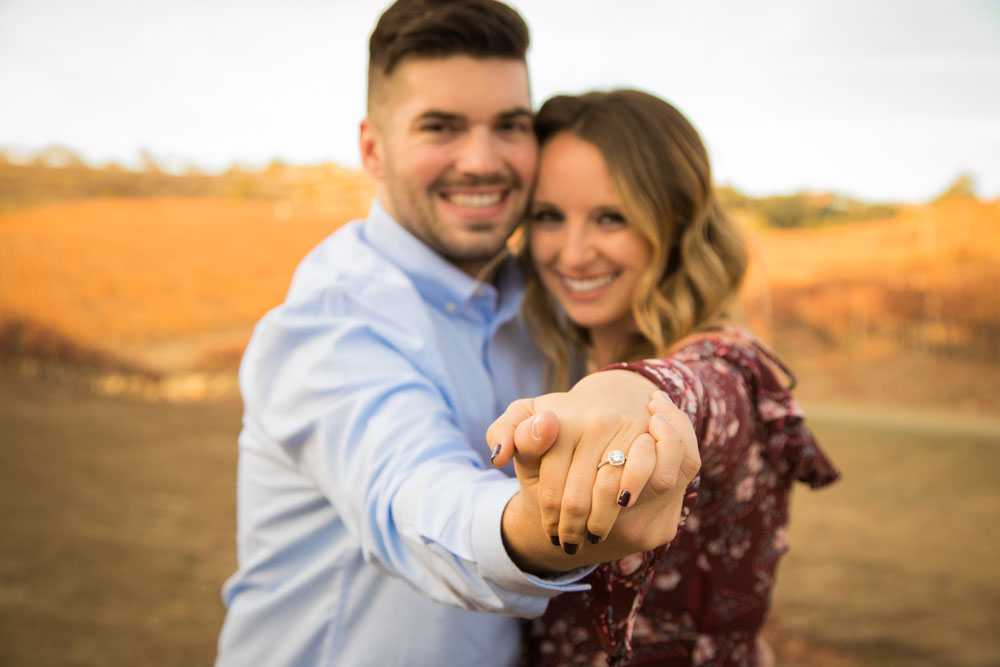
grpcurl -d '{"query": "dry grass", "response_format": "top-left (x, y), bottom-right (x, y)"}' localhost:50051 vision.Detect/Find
top-left (0, 195), bottom-right (370, 372)
top-left (2, 193), bottom-right (996, 394)
top-left (742, 198), bottom-right (1000, 363)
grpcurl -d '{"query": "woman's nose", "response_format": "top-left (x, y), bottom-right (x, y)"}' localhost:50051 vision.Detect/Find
top-left (560, 223), bottom-right (596, 267)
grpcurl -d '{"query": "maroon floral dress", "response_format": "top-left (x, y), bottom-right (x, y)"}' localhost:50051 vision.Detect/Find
top-left (522, 327), bottom-right (840, 667)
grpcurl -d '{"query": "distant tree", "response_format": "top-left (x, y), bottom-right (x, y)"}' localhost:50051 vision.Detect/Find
top-left (936, 172), bottom-right (978, 201)
top-left (757, 193), bottom-right (811, 228)
top-left (138, 150), bottom-right (163, 174)
top-left (266, 158), bottom-right (287, 176)
top-left (716, 185), bottom-right (756, 211)
top-left (33, 145), bottom-right (85, 168)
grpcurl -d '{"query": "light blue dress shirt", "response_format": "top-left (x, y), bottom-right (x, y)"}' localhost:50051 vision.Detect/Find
top-left (216, 202), bottom-right (589, 666)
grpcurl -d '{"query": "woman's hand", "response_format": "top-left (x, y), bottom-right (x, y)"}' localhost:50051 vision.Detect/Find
top-left (487, 371), bottom-right (699, 567)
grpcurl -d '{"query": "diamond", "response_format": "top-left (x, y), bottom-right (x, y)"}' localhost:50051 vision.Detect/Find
top-left (608, 450), bottom-right (626, 466)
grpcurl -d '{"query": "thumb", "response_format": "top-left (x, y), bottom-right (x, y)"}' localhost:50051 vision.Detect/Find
top-left (485, 398), bottom-right (535, 468)
top-left (511, 409), bottom-right (559, 480)
top-left (513, 409), bottom-right (559, 457)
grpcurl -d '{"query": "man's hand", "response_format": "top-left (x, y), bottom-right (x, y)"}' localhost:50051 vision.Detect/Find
top-left (486, 371), bottom-right (700, 574)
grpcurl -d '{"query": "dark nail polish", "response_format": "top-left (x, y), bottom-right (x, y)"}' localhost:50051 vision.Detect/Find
top-left (550, 535), bottom-right (560, 547)
top-left (489, 444), bottom-right (502, 463)
top-left (587, 532), bottom-right (600, 544)
top-left (618, 490), bottom-right (631, 507)
top-left (563, 542), bottom-right (578, 555)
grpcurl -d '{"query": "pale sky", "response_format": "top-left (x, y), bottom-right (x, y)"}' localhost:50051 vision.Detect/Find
top-left (1, 0), bottom-right (998, 202)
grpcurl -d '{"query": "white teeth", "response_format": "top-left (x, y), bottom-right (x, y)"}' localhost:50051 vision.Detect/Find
top-left (445, 192), bottom-right (503, 208)
top-left (562, 274), bottom-right (615, 292)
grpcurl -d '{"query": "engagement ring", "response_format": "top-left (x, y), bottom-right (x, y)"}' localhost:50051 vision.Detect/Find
top-left (597, 450), bottom-right (627, 470)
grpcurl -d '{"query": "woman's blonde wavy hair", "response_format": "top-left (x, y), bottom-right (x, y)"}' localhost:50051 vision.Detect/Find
top-left (520, 90), bottom-right (748, 390)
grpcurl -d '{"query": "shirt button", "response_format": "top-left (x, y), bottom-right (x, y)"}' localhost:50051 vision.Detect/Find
top-left (474, 288), bottom-right (484, 297)
top-left (445, 302), bottom-right (457, 313)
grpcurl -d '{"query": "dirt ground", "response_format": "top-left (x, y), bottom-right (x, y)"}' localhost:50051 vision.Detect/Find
top-left (1, 370), bottom-right (999, 666)
top-left (0, 372), bottom-right (240, 666)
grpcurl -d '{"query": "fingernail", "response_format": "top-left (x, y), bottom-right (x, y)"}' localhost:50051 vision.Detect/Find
top-left (587, 532), bottom-right (600, 544)
top-left (530, 414), bottom-right (543, 439)
top-left (562, 542), bottom-right (578, 555)
top-left (490, 444), bottom-right (502, 463)
top-left (618, 490), bottom-right (631, 507)
top-left (550, 535), bottom-right (560, 547)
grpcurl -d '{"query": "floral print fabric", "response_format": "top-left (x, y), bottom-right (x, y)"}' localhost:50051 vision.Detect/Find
top-left (522, 328), bottom-right (840, 666)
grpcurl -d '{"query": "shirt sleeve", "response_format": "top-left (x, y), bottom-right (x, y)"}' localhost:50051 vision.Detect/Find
top-left (239, 287), bottom-right (590, 617)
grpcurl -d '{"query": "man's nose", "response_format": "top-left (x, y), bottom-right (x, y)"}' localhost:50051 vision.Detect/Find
top-left (455, 127), bottom-right (502, 175)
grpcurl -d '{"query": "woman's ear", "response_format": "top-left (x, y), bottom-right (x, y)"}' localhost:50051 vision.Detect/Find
top-left (359, 117), bottom-right (384, 180)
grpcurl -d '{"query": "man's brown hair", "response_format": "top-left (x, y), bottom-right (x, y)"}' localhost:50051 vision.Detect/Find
top-left (367, 0), bottom-right (530, 111)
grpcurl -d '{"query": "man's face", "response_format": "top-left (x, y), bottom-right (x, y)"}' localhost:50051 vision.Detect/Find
top-left (362, 56), bottom-right (536, 276)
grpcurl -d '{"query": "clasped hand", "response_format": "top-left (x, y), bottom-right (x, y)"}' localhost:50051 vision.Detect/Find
top-left (487, 371), bottom-right (701, 574)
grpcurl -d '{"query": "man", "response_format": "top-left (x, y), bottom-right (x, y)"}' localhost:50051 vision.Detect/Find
top-left (216, 1), bottom-right (696, 664)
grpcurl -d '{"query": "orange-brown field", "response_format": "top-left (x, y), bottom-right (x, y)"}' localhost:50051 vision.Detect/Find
top-left (0, 196), bottom-right (367, 374)
top-left (746, 198), bottom-right (999, 361)
top-left (2, 196), bottom-right (996, 360)
top-left (2, 192), bottom-right (997, 408)
top-left (2, 189), bottom-right (999, 665)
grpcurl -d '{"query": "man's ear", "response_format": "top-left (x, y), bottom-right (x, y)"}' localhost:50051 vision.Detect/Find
top-left (359, 117), bottom-right (384, 181)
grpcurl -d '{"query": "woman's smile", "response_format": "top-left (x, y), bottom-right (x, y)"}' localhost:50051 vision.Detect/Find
top-left (558, 271), bottom-right (619, 296)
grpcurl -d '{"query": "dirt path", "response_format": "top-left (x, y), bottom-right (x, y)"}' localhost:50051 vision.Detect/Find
top-left (0, 372), bottom-right (241, 666)
top-left (803, 402), bottom-right (1000, 441)
top-left (1, 371), bottom-right (997, 666)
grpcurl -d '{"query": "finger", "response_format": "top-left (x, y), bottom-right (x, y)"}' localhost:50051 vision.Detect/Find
top-left (648, 411), bottom-right (688, 494)
top-left (615, 432), bottom-right (656, 509)
top-left (649, 404), bottom-right (700, 481)
top-left (647, 390), bottom-right (681, 418)
top-left (553, 436), bottom-right (599, 554)
top-left (584, 453), bottom-right (625, 544)
top-left (536, 431), bottom-right (578, 547)
top-left (647, 398), bottom-right (685, 440)
top-left (485, 398), bottom-right (535, 468)
top-left (585, 431), bottom-right (655, 541)
top-left (678, 417), bottom-right (702, 483)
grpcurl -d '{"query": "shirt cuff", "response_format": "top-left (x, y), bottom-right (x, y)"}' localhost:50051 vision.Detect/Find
top-left (471, 476), bottom-right (593, 599)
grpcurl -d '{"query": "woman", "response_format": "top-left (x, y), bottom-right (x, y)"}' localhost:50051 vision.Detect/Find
top-left (513, 90), bottom-right (839, 666)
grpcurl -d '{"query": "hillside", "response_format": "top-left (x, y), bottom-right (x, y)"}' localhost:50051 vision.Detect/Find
top-left (741, 197), bottom-right (1000, 414)
top-left (1, 189), bottom-right (997, 410)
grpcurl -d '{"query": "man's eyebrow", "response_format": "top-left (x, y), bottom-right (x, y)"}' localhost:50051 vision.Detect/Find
top-left (497, 108), bottom-right (533, 120)
top-left (415, 111), bottom-right (464, 122)
top-left (413, 108), bottom-right (533, 123)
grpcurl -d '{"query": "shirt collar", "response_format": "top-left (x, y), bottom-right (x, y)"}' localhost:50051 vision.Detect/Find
top-left (362, 200), bottom-right (522, 320)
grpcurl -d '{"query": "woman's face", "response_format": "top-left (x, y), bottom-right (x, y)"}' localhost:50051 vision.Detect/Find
top-left (530, 132), bottom-right (653, 343)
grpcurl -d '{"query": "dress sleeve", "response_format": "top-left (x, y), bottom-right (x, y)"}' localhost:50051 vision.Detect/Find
top-left (578, 328), bottom-right (840, 666)
top-left (614, 329), bottom-right (840, 489)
